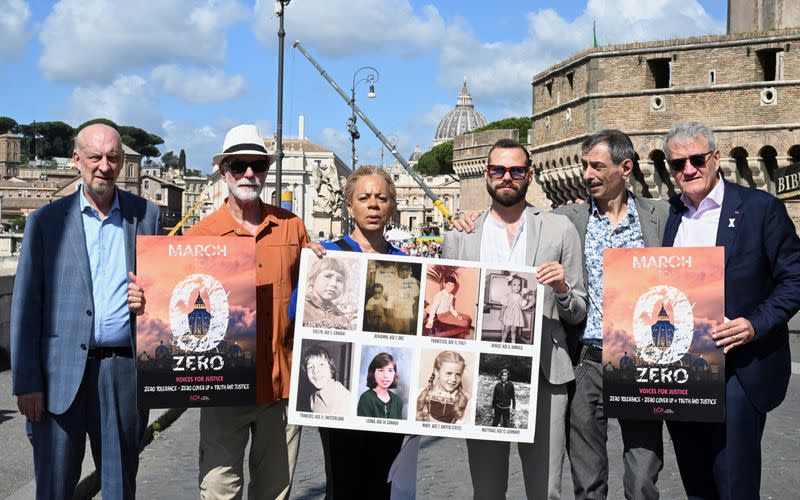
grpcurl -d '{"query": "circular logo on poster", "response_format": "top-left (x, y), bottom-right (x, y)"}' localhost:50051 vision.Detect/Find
top-left (169, 273), bottom-right (230, 352)
top-left (631, 285), bottom-right (693, 365)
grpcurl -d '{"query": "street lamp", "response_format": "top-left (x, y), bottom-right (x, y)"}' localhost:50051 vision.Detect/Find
top-left (274, 0), bottom-right (291, 208)
top-left (349, 66), bottom-right (379, 169)
top-left (381, 133), bottom-right (399, 167)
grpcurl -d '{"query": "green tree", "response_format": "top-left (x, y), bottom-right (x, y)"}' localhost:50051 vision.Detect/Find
top-left (119, 125), bottom-right (164, 158)
top-left (35, 121), bottom-right (75, 157)
top-left (0, 116), bottom-right (17, 134)
top-left (471, 117), bottom-right (532, 142)
top-left (12, 215), bottom-right (27, 232)
top-left (178, 149), bottom-right (186, 170)
top-left (415, 140), bottom-right (453, 175)
top-left (76, 118), bottom-right (118, 131)
top-left (161, 151), bottom-right (178, 168)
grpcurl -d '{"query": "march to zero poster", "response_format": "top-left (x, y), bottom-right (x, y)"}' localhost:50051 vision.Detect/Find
top-left (136, 236), bottom-right (257, 408)
top-left (602, 247), bottom-right (725, 422)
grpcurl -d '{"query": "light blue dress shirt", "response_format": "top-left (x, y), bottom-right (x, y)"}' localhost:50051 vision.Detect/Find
top-left (79, 187), bottom-right (130, 347)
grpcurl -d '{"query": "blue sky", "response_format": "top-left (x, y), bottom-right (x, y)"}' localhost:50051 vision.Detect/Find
top-left (0, 0), bottom-right (726, 172)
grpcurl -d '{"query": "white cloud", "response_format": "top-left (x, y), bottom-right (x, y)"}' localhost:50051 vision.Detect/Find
top-left (0, 0), bottom-right (31, 60)
top-left (39, 0), bottom-right (248, 82)
top-left (162, 118), bottom-right (275, 173)
top-left (253, 0), bottom-right (445, 58)
top-left (151, 65), bottom-right (246, 103)
top-left (161, 119), bottom-right (221, 172)
top-left (64, 75), bottom-right (162, 132)
top-left (437, 0), bottom-right (724, 112)
top-left (317, 127), bottom-right (353, 164)
top-left (413, 103), bottom-right (455, 131)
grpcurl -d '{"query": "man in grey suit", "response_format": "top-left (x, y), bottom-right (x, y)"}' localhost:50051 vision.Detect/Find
top-left (11, 123), bottom-right (162, 499)
top-left (554, 130), bottom-right (669, 500)
top-left (442, 138), bottom-right (587, 499)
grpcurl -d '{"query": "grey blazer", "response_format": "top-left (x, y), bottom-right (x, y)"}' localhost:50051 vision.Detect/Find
top-left (11, 189), bottom-right (162, 414)
top-left (552, 193), bottom-right (670, 353)
top-left (442, 205), bottom-right (588, 385)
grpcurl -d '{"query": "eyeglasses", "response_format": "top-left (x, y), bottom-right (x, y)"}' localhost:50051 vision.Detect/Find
top-left (227, 159), bottom-right (270, 174)
top-left (667, 151), bottom-right (713, 172)
top-left (486, 165), bottom-right (529, 180)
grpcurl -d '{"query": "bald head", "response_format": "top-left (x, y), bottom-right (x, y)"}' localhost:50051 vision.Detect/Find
top-left (72, 123), bottom-right (126, 212)
top-left (74, 124), bottom-right (123, 156)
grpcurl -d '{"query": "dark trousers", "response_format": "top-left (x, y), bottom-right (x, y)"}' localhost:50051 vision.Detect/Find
top-left (667, 373), bottom-right (766, 500)
top-left (27, 357), bottom-right (146, 500)
top-left (568, 345), bottom-right (663, 500)
top-left (492, 407), bottom-right (511, 427)
top-left (319, 427), bottom-right (405, 500)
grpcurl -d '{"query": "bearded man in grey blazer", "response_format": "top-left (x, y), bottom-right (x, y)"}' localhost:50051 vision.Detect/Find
top-left (442, 138), bottom-right (587, 499)
top-left (554, 130), bottom-right (670, 500)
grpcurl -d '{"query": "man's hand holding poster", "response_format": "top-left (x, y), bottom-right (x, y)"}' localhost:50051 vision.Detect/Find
top-left (602, 247), bottom-right (725, 422)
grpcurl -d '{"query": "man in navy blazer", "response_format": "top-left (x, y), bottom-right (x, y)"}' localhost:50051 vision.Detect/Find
top-left (11, 123), bottom-right (161, 499)
top-left (661, 122), bottom-right (800, 500)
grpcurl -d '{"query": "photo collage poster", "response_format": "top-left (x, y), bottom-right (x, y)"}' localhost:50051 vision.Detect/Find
top-left (602, 247), bottom-right (725, 422)
top-left (289, 249), bottom-right (544, 443)
top-left (136, 236), bottom-right (257, 409)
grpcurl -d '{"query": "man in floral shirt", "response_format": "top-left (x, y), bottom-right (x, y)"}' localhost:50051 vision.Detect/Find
top-left (554, 129), bottom-right (670, 500)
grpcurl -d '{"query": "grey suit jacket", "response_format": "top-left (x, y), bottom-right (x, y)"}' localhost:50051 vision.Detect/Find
top-left (11, 189), bottom-right (162, 414)
top-left (552, 193), bottom-right (670, 353)
top-left (442, 205), bottom-right (588, 385)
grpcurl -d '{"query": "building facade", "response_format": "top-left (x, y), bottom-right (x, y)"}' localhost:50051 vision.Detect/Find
top-left (433, 80), bottom-right (488, 146)
top-left (0, 134), bottom-right (21, 178)
top-left (528, 26), bottom-right (800, 228)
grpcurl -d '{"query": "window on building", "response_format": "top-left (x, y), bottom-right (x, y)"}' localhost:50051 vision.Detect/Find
top-left (156, 193), bottom-right (162, 201)
top-left (144, 180), bottom-right (149, 189)
top-left (757, 49), bottom-right (784, 81)
top-left (709, 70), bottom-right (716, 84)
top-left (545, 81), bottom-right (553, 97)
top-left (648, 58), bottom-right (671, 89)
top-left (566, 71), bottom-right (574, 90)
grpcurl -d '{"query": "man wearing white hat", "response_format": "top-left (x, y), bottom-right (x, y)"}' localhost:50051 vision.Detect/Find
top-left (131, 124), bottom-right (309, 499)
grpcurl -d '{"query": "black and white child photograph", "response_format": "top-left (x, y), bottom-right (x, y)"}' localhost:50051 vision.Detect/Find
top-left (474, 353), bottom-right (533, 429)
top-left (297, 339), bottom-right (354, 416)
top-left (303, 255), bottom-right (361, 331)
top-left (363, 259), bottom-right (422, 335)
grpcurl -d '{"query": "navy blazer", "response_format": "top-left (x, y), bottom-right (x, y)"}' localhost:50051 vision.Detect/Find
top-left (11, 189), bottom-right (161, 414)
top-left (663, 180), bottom-right (800, 413)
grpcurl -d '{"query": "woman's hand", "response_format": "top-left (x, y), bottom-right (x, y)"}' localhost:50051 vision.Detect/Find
top-left (304, 241), bottom-right (327, 258)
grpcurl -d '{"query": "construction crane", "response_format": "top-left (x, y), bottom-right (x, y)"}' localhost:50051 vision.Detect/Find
top-left (292, 40), bottom-right (454, 224)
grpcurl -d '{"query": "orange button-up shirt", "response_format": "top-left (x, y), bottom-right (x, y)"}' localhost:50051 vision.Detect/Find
top-left (187, 200), bottom-right (309, 404)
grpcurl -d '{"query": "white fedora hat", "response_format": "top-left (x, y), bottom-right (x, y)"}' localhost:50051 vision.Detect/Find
top-left (212, 124), bottom-right (276, 167)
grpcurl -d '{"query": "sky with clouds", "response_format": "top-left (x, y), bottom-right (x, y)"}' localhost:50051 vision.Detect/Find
top-left (0, 0), bottom-right (726, 172)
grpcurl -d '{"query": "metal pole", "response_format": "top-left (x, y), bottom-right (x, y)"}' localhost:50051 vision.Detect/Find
top-left (351, 86), bottom-right (357, 169)
top-left (275, 1), bottom-right (290, 207)
top-left (293, 40), bottom-right (454, 223)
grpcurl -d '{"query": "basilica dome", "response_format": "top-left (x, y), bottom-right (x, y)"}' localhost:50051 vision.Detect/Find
top-left (433, 79), bottom-right (487, 146)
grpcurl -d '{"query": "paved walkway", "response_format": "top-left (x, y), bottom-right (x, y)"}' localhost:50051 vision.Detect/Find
top-left (2, 369), bottom-right (798, 499)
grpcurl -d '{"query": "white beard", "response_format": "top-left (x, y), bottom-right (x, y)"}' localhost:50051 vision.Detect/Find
top-left (228, 179), bottom-right (264, 202)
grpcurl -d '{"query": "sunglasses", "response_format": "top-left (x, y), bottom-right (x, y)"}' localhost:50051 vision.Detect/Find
top-left (486, 165), bottom-right (529, 180)
top-left (227, 159), bottom-right (270, 174)
top-left (667, 151), bottom-right (713, 172)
